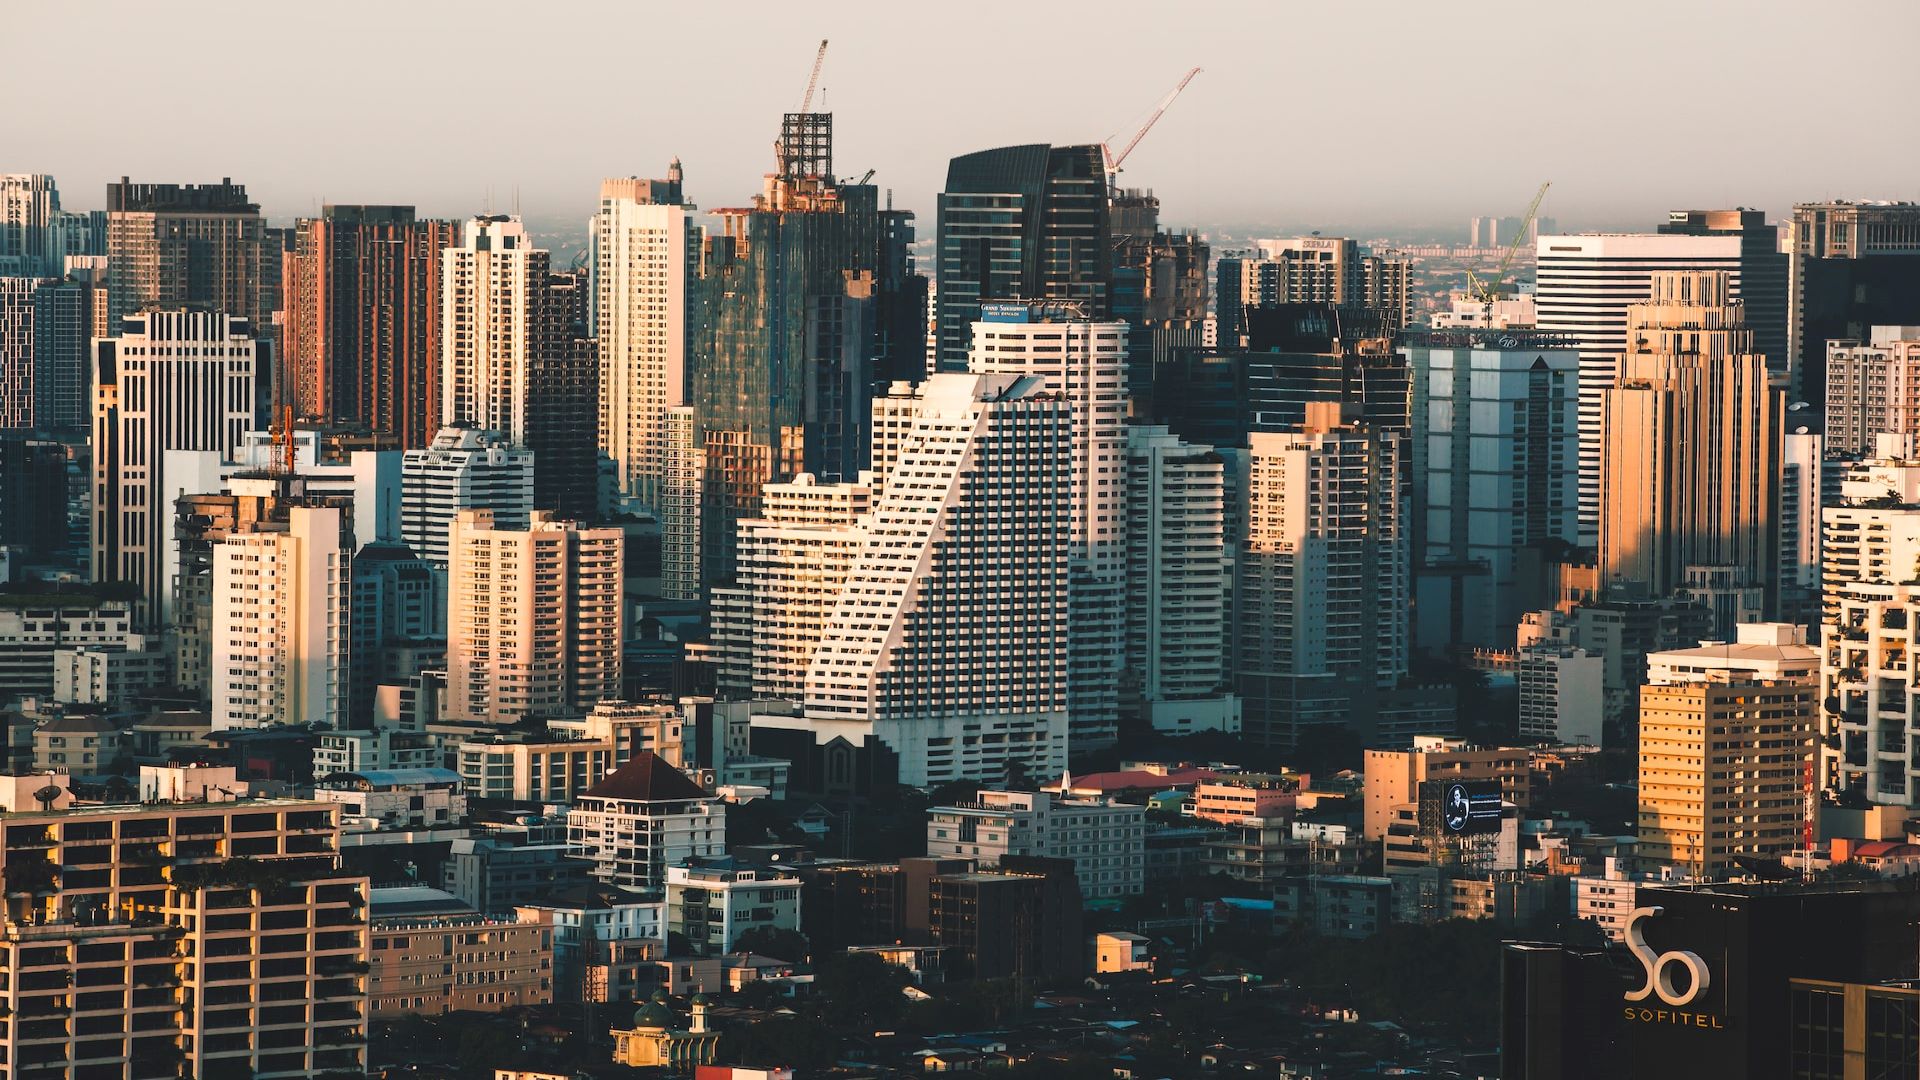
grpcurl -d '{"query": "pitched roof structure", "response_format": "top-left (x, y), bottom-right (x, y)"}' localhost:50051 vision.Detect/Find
top-left (580, 750), bottom-right (709, 803)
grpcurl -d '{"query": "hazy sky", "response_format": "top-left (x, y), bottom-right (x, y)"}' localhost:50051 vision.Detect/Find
top-left (7, 0), bottom-right (1917, 235)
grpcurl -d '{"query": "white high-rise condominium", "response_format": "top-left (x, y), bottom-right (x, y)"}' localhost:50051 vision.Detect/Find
top-left (711, 472), bottom-right (872, 701)
top-left (1533, 233), bottom-right (1742, 543)
top-left (91, 309), bottom-right (259, 626)
top-left (594, 169), bottom-right (696, 515)
top-left (1235, 403), bottom-right (1407, 749)
top-left (441, 215), bottom-right (546, 440)
top-left (966, 302), bottom-right (1127, 751)
top-left (446, 508), bottom-right (624, 725)
top-left (1824, 327), bottom-right (1920, 456)
top-left (399, 425), bottom-right (533, 570)
top-left (211, 501), bottom-right (350, 731)
top-left (1821, 433), bottom-right (1920, 806)
top-left (1125, 425), bottom-right (1238, 734)
top-left (793, 372), bottom-right (1073, 787)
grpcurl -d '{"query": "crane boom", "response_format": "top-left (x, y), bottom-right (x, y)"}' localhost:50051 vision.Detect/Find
top-left (1104, 66), bottom-right (1201, 175)
top-left (1466, 180), bottom-right (1552, 315)
top-left (799, 39), bottom-right (828, 114)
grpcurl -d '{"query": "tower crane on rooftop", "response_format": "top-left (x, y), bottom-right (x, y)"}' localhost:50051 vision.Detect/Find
top-left (799, 39), bottom-right (828, 114)
top-left (1102, 66), bottom-right (1201, 181)
top-left (1465, 180), bottom-right (1552, 325)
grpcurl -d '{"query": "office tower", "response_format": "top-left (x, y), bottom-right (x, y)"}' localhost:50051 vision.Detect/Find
top-left (795, 372), bottom-right (1072, 787)
top-left (1659, 209), bottom-right (1789, 372)
top-left (1216, 237), bottom-right (1413, 347)
top-left (660, 406), bottom-right (701, 599)
top-left (0, 276), bottom-right (32, 427)
top-left (1408, 328), bottom-right (1581, 650)
top-left (1235, 403), bottom-right (1408, 749)
top-left (689, 114), bottom-right (904, 590)
top-left (1638, 624), bottom-right (1817, 878)
top-left (0, 174), bottom-right (63, 274)
top-left (104, 178), bottom-right (270, 330)
top-left (1824, 327), bottom-right (1920, 455)
top-left (1237, 304), bottom-right (1410, 436)
top-left (1534, 233), bottom-right (1743, 543)
top-left (566, 751), bottom-right (725, 889)
top-left (282, 205), bottom-right (459, 447)
top-left (398, 425), bottom-right (533, 570)
top-left (933, 143), bottom-right (1110, 372)
top-left (526, 270), bottom-right (601, 521)
top-left (592, 168), bottom-right (697, 514)
top-left (440, 215), bottom-right (547, 438)
top-left (445, 508), bottom-right (623, 725)
top-left (710, 473), bottom-right (871, 700)
top-left (1125, 425), bottom-right (1238, 733)
top-left (92, 310), bottom-right (261, 625)
top-left (347, 541), bottom-right (438, 724)
top-left (1819, 434), bottom-right (1920, 805)
top-left (0, 778), bottom-right (370, 1079)
top-left (1597, 272), bottom-right (1783, 619)
top-left (967, 303), bottom-right (1127, 749)
top-left (211, 501), bottom-right (352, 730)
top-left (0, 432), bottom-right (70, 562)
top-left (30, 273), bottom-right (94, 432)
top-left (1789, 201), bottom-right (1920, 410)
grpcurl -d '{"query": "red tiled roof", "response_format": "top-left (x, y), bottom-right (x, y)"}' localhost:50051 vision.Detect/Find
top-left (581, 751), bottom-right (709, 803)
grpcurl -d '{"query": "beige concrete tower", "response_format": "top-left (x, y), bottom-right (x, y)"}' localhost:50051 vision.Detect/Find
top-left (1598, 270), bottom-right (1784, 614)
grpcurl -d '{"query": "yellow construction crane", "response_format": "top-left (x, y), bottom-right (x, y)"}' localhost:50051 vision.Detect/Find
top-left (1464, 181), bottom-right (1551, 323)
top-left (1101, 67), bottom-right (1202, 179)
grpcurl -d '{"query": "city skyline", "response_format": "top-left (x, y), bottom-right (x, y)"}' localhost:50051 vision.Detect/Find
top-left (7, 0), bottom-right (1916, 233)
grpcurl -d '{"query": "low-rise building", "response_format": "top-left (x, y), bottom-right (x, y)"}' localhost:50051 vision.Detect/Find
top-left (1092, 931), bottom-right (1152, 973)
top-left (312, 768), bottom-right (468, 831)
top-left (443, 836), bottom-right (594, 915)
top-left (665, 859), bottom-right (802, 957)
top-left (1362, 735), bottom-right (1531, 840)
top-left (926, 789), bottom-right (1145, 900)
top-left (50, 641), bottom-right (167, 707)
top-left (567, 752), bottom-right (725, 890)
top-left (518, 886), bottom-right (669, 1003)
top-left (1190, 772), bottom-right (1304, 824)
top-left (31, 711), bottom-right (125, 773)
top-left (370, 904), bottom-right (555, 1015)
top-left (1202, 818), bottom-right (1373, 885)
top-left (313, 727), bottom-right (440, 777)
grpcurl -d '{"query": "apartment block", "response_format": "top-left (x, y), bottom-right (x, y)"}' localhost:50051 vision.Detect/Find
top-left (1824, 327), bottom-right (1920, 456)
top-left (665, 860), bottom-right (802, 957)
top-left (1362, 736), bottom-right (1532, 841)
top-left (925, 790), bottom-right (1145, 900)
top-left (369, 907), bottom-right (553, 1016)
top-left (566, 753), bottom-right (724, 890)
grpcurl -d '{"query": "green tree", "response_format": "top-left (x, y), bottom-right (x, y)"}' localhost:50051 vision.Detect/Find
top-left (733, 925), bottom-right (811, 963)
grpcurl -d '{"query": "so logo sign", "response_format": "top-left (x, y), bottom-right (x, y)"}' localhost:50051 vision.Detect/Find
top-left (1624, 906), bottom-right (1710, 1007)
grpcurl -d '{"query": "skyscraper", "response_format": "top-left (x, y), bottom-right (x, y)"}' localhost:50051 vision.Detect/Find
top-left (1826, 327), bottom-right (1920, 455)
top-left (1597, 271), bottom-right (1783, 617)
top-left (440, 215), bottom-right (546, 439)
top-left (0, 173), bottom-right (61, 274)
top-left (30, 272), bottom-right (95, 433)
top-left (1407, 328), bottom-right (1581, 650)
top-left (0, 276), bottom-right (34, 428)
top-left (1235, 403), bottom-right (1408, 749)
top-left (1534, 233), bottom-right (1744, 543)
top-left (1789, 201), bottom-right (1920, 410)
top-left (689, 111), bottom-right (903, 589)
top-left (445, 508), bottom-right (624, 725)
top-left (795, 372), bottom-right (1073, 787)
top-left (934, 143), bottom-right (1110, 372)
top-left (967, 302), bottom-right (1128, 750)
top-left (104, 178), bottom-right (271, 331)
top-left (92, 310), bottom-right (262, 625)
top-left (592, 167), bottom-right (697, 515)
top-left (1216, 236), bottom-right (1412, 347)
top-left (211, 500), bottom-right (352, 731)
top-left (1658, 209), bottom-right (1788, 373)
top-left (527, 270), bottom-right (601, 521)
top-left (282, 205), bottom-right (458, 448)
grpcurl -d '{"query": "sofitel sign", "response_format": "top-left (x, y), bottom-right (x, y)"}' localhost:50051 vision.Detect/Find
top-left (1622, 905), bottom-right (1725, 1029)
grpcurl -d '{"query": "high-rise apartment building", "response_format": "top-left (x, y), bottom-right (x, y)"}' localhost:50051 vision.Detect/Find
top-left (1534, 233), bottom-right (1743, 543)
top-left (660, 406), bottom-right (702, 600)
top-left (966, 303), bottom-right (1127, 749)
top-left (1409, 329), bottom-right (1581, 649)
top-left (440, 215), bottom-right (545, 439)
top-left (1658, 209), bottom-right (1788, 371)
top-left (445, 509), bottom-right (623, 725)
top-left (1125, 425), bottom-right (1237, 733)
top-left (0, 173), bottom-right (61, 273)
top-left (1597, 271), bottom-right (1783, 615)
top-left (283, 205), bottom-right (458, 447)
top-left (0, 775), bottom-right (370, 1079)
top-left (1824, 326), bottom-right (1920, 455)
top-left (1235, 403), bottom-right (1408, 749)
top-left (1789, 201), bottom-right (1920, 410)
top-left (1236, 304), bottom-right (1411, 436)
top-left (104, 178), bottom-right (271, 332)
top-left (30, 272), bottom-right (95, 433)
top-left (1216, 236), bottom-right (1412, 346)
top-left (593, 167), bottom-right (697, 514)
top-left (1638, 624), bottom-right (1817, 878)
top-left (348, 541), bottom-right (438, 723)
top-left (926, 789), bottom-right (1146, 900)
top-left (688, 114), bottom-right (911, 589)
top-left (1820, 434), bottom-right (1920, 805)
top-left (211, 500), bottom-right (352, 730)
top-left (934, 143), bottom-right (1111, 372)
top-left (398, 424), bottom-right (533, 570)
top-left (92, 310), bottom-right (261, 625)
top-left (710, 472), bottom-right (871, 700)
top-left (791, 373), bottom-right (1073, 787)
top-left (0, 276), bottom-right (35, 427)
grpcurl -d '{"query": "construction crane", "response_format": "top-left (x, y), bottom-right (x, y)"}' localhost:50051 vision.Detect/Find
top-left (798, 39), bottom-right (828, 114)
top-left (1464, 181), bottom-right (1552, 324)
top-left (1101, 67), bottom-right (1201, 178)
